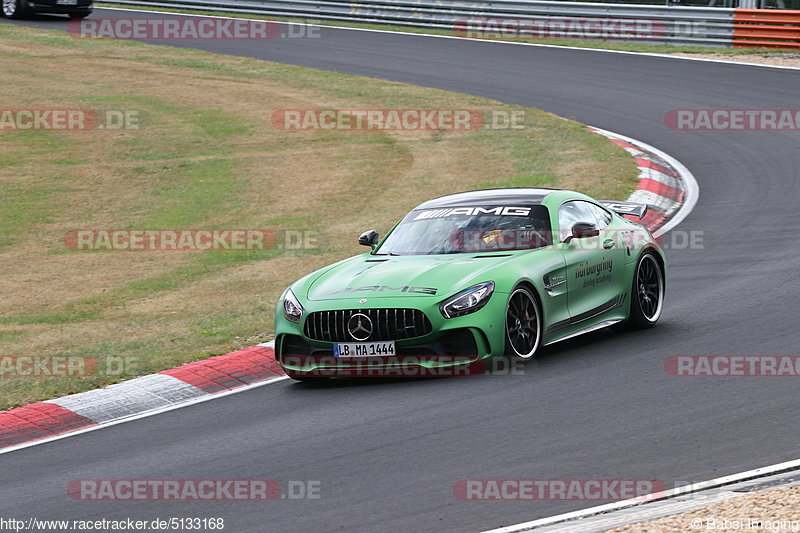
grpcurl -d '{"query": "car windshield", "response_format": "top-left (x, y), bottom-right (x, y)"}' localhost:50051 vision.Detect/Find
top-left (375, 205), bottom-right (552, 255)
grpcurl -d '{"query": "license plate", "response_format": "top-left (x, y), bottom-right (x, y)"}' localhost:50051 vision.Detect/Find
top-left (334, 341), bottom-right (396, 357)
top-left (57, 0), bottom-right (78, 5)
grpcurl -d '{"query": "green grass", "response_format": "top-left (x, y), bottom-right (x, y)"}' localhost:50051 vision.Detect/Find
top-left (0, 311), bottom-right (100, 326)
top-left (0, 182), bottom-right (62, 249)
top-left (0, 22), bottom-right (639, 409)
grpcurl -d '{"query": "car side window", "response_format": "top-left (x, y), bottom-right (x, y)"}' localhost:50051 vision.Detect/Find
top-left (558, 201), bottom-right (598, 241)
top-left (587, 203), bottom-right (613, 229)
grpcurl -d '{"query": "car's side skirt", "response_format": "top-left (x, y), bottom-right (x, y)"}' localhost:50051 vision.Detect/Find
top-left (543, 319), bottom-right (623, 346)
top-left (545, 293), bottom-right (626, 336)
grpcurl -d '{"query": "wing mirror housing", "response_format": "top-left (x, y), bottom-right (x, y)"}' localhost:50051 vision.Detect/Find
top-left (358, 229), bottom-right (380, 250)
top-left (565, 222), bottom-right (600, 243)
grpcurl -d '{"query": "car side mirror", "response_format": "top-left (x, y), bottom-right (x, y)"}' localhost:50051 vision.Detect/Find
top-left (565, 222), bottom-right (600, 243)
top-left (358, 230), bottom-right (380, 250)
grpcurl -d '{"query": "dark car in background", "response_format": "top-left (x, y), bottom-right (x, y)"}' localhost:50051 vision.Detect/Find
top-left (1, 0), bottom-right (91, 19)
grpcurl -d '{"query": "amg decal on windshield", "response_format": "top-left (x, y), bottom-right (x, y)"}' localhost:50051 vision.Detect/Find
top-left (319, 285), bottom-right (438, 297)
top-left (413, 206), bottom-right (531, 220)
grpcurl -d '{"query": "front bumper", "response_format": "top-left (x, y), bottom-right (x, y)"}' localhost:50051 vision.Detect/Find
top-left (277, 329), bottom-right (485, 377)
top-left (274, 293), bottom-right (507, 377)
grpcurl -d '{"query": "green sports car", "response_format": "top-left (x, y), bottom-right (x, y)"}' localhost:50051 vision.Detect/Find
top-left (275, 188), bottom-right (665, 380)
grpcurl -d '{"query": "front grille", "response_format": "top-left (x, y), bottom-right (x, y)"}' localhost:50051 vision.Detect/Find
top-left (304, 309), bottom-right (432, 342)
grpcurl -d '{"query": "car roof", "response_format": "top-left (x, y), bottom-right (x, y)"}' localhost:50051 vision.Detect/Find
top-left (413, 188), bottom-right (560, 210)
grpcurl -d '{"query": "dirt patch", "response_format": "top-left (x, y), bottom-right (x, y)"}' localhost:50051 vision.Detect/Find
top-left (608, 484), bottom-right (800, 532)
top-left (672, 52), bottom-right (800, 68)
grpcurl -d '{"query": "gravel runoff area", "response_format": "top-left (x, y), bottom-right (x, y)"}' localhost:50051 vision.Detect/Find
top-left (607, 484), bottom-right (800, 532)
top-left (673, 52), bottom-right (800, 68)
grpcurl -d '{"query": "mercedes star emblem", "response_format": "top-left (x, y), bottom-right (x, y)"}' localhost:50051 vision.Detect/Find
top-left (347, 313), bottom-right (373, 341)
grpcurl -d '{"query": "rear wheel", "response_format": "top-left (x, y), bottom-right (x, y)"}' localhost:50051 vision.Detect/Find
top-left (1, 0), bottom-right (29, 18)
top-left (504, 286), bottom-right (542, 360)
top-left (627, 252), bottom-right (664, 328)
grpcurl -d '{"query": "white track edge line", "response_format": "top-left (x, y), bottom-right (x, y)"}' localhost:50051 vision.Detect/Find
top-left (590, 126), bottom-right (700, 238)
top-left (96, 5), bottom-right (800, 72)
top-left (482, 457), bottom-right (800, 533)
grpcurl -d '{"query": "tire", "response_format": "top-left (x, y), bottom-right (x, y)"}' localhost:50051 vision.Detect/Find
top-left (503, 286), bottom-right (542, 360)
top-left (627, 252), bottom-right (665, 329)
top-left (1, 0), bottom-right (29, 18)
top-left (68, 9), bottom-right (91, 18)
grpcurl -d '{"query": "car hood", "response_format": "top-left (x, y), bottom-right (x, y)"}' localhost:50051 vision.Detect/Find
top-left (306, 253), bottom-right (516, 301)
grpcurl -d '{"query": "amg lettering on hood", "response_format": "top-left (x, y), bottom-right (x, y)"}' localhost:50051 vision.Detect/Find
top-left (319, 285), bottom-right (438, 297)
top-left (413, 206), bottom-right (531, 220)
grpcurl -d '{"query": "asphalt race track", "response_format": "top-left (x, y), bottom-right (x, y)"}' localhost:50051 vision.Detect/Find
top-left (2, 11), bottom-right (800, 532)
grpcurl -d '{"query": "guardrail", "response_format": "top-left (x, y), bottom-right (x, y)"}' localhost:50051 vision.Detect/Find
top-left (103, 0), bottom-right (800, 48)
top-left (733, 8), bottom-right (800, 47)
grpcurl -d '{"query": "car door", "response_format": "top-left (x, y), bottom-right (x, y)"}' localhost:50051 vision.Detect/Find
top-left (558, 200), bottom-right (627, 321)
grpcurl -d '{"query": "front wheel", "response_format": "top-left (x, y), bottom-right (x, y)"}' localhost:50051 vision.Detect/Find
top-left (68, 9), bottom-right (92, 18)
top-left (627, 252), bottom-right (664, 328)
top-left (1, 0), bottom-right (29, 18)
top-left (504, 286), bottom-right (542, 360)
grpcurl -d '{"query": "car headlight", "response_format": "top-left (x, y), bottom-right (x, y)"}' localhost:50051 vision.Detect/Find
top-left (282, 288), bottom-right (304, 323)
top-left (440, 281), bottom-right (494, 319)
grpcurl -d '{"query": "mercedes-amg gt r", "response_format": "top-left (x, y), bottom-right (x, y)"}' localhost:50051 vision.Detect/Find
top-left (274, 188), bottom-right (665, 380)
